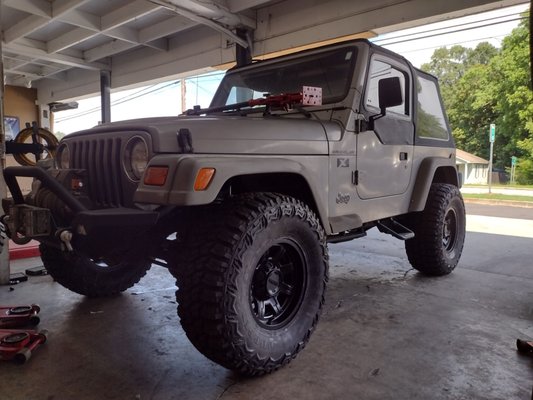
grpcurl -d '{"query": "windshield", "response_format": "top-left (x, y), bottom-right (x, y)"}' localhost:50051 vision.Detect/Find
top-left (211, 47), bottom-right (358, 108)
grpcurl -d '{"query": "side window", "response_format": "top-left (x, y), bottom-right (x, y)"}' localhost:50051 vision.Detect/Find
top-left (365, 58), bottom-right (408, 116)
top-left (416, 74), bottom-right (449, 140)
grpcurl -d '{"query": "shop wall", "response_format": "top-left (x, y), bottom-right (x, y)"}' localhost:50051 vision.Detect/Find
top-left (4, 85), bottom-right (39, 193)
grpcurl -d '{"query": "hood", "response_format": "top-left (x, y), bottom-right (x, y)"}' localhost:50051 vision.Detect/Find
top-left (69, 115), bottom-right (334, 155)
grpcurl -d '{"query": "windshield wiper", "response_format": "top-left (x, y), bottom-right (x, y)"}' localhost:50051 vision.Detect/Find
top-left (185, 91), bottom-right (316, 116)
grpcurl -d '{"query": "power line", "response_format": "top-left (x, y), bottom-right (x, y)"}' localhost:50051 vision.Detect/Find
top-left (55, 83), bottom-right (163, 122)
top-left (395, 34), bottom-right (506, 56)
top-left (56, 81), bottom-right (181, 122)
top-left (374, 11), bottom-right (526, 44)
top-left (56, 72), bottom-right (227, 123)
top-left (376, 16), bottom-right (526, 47)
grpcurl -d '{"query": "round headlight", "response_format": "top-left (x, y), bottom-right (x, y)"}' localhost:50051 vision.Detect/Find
top-left (56, 143), bottom-right (70, 169)
top-left (124, 137), bottom-right (148, 181)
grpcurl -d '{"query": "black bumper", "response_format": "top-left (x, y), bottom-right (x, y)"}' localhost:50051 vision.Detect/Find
top-left (2, 166), bottom-right (159, 243)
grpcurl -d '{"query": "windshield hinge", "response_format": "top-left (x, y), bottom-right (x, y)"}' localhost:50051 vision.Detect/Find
top-left (177, 128), bottom-right (194, 153)
top-left (354, 113), bottom-right (366, 134)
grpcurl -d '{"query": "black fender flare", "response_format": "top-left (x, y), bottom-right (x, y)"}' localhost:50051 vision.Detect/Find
top-left (408, 157), bottom-right (459, 212)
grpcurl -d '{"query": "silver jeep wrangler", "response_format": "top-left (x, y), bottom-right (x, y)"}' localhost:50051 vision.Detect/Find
top-left (2, 39), bottom-right (465, 376)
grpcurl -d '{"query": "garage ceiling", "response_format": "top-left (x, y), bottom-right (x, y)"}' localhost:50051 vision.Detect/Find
top-left (0, 0), bottom-right (527, 104)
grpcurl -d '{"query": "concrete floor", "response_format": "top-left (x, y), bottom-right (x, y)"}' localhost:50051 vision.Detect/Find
top-left (1, 202), bottom-right (533, 400)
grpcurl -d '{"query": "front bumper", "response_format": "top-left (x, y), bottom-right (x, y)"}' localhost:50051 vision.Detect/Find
top-left (2, 166), bottom-right (159, 251)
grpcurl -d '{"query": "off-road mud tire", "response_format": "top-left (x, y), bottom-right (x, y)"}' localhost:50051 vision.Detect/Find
top-left (40, 244), bottom-right (151, 297)
top-left (170, 193), bottom-right (328, 376)
top-left (405, 183), bottom-right (465, 276)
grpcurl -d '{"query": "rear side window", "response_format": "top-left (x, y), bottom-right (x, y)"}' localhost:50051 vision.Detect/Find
top-left (416, 74), bottom-right (449, 140)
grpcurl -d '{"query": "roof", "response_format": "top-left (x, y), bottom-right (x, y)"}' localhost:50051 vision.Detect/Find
top-left (456, 149), bottom-right (489, 164)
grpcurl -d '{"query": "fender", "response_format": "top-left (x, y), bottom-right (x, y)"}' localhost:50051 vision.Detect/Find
top-left (134, 154), bottom-right (330, 230)
top-left (408, 157), bottom-right (459, 212)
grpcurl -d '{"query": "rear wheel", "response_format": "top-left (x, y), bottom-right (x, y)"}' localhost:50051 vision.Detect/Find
top-left (405, 183), bottom-right (466, 276)
top-left (170, 193), bottom-right (328, 376)
top-left (40, 245), bottom-right (151, 297)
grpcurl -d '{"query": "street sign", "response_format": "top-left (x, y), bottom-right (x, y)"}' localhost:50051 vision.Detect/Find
top-left (512, 156), bottom-right (517, 166)
top-left (489, 124), bottom-right (496, 143)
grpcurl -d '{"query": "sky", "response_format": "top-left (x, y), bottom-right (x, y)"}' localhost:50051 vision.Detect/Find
top-left (54, 3), bottom-right (530, 135)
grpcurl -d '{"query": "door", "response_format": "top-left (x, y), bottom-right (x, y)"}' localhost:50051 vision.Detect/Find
top-left (356, 56), bottom-right (414, 200)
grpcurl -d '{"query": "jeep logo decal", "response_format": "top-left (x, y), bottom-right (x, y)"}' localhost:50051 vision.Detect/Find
top-left (336, 193), bottom-right (350, 204)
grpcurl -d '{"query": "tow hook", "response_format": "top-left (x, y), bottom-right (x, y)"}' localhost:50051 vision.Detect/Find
top-left (58, 230), bottom-right (73, 251)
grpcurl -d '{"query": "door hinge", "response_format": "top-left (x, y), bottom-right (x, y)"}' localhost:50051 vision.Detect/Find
top-left (352, 170), bottom-right (359, 185)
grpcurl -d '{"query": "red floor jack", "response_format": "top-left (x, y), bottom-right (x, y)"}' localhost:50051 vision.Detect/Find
top-left (0, 329), bottom-right (48, 364)
top-left (0, 304), bottom-right (41, 328)
top-left (0, 305), bottom-right (48, 364)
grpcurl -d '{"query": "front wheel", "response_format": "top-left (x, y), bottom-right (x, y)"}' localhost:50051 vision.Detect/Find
top-left (40, 245), bottom-right (152, 297)
top-left (171, 193), bottom-right (328, 376)
top-left (405, 183), bottom-right (466, 276)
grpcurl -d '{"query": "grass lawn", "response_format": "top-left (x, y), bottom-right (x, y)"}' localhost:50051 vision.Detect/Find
top-left (463, 184), bottom-right (533, 190)
top-left (462, 193), bottom-right (533, 202)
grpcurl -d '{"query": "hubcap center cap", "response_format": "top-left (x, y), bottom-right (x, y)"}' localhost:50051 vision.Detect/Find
top-left (266, 270), bottom-right (281, 296)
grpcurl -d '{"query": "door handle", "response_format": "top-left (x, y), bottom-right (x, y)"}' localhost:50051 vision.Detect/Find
top-left (399, 152), bottom-right (408, 161)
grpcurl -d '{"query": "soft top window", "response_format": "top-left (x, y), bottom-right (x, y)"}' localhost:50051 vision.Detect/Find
top-left (416, 73), bottom-right (449, 140)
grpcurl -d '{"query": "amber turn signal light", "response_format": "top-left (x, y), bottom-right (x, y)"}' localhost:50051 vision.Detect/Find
top-left (144, 166), bottom-right (169, 186)
top-left (194, 168), bottom-right (215, 191)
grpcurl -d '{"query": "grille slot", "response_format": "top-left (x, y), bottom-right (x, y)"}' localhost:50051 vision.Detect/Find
top-left (70, 137), bottom-right (123, 207)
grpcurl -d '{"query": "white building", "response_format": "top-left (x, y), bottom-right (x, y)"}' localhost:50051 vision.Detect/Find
top-left (456, 149), bottom-right (489, 185)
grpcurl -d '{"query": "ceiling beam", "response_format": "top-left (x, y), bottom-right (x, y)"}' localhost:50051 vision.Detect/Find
top-left (171, 0), bottom-right (256, 28)
top-left (2, 0), bottom-right (91, 43)
top-left (45, 0), bottom-right (161, 54)
top-left (138, 16), bottom-right (197, 43)
top-left (5, 41), bottom-right (108, 70)
top-left (227, 0), bottom-right (272, 13)
top-left (61, 8), bottom-right (101, 31)
top-left (3, 0), bottom-right (51, 17)
top-left (147, 0), bottom-right (249, 47)
top-left (101, 0), bottom-right (160, 30)
top-left (84, 15), bottom-right (198, 62)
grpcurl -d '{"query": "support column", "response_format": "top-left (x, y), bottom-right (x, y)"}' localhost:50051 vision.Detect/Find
top-left (100, 70), bottom-right (111, 124)
top-left (0, 6), bottom-right (10, 285)
top-left (235, 28), bottom-right (252, 67)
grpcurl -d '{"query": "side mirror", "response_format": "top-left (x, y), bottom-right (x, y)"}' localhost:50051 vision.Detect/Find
top-left (378, 77), bottom-right (403, 113)
top-left (368, 77), bottom-right (403, 130)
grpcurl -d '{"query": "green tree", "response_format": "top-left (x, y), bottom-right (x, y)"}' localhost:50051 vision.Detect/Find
top-left (421, 13), bottom-right (532, 181)
top-left (421, 42), bottom-right (498, 106)
top-left (515, 138), bottom-right (533, 184)
top-left (421, 42), bottom-right (500, 160)
top-left (490, 18), bottom-right (532, 174)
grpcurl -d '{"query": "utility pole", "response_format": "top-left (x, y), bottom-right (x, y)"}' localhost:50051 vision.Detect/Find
top-left (488, 123), bottom-right (495, 194)
top-left (181, 79), bottom-right (186, 113)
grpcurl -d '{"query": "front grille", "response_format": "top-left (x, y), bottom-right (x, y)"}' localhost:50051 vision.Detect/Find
top-left (70, 137), bottom-right (124, 207)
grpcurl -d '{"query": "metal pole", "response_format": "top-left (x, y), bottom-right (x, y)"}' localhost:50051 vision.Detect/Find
top-left (181, 79), bottom-right (186, 113)
top-left (100, 70), bottom-right (111, 124)
top-left (0, 4), bottom-right (11, 285)
top-left (488, 140), bottom-right (493, 194)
